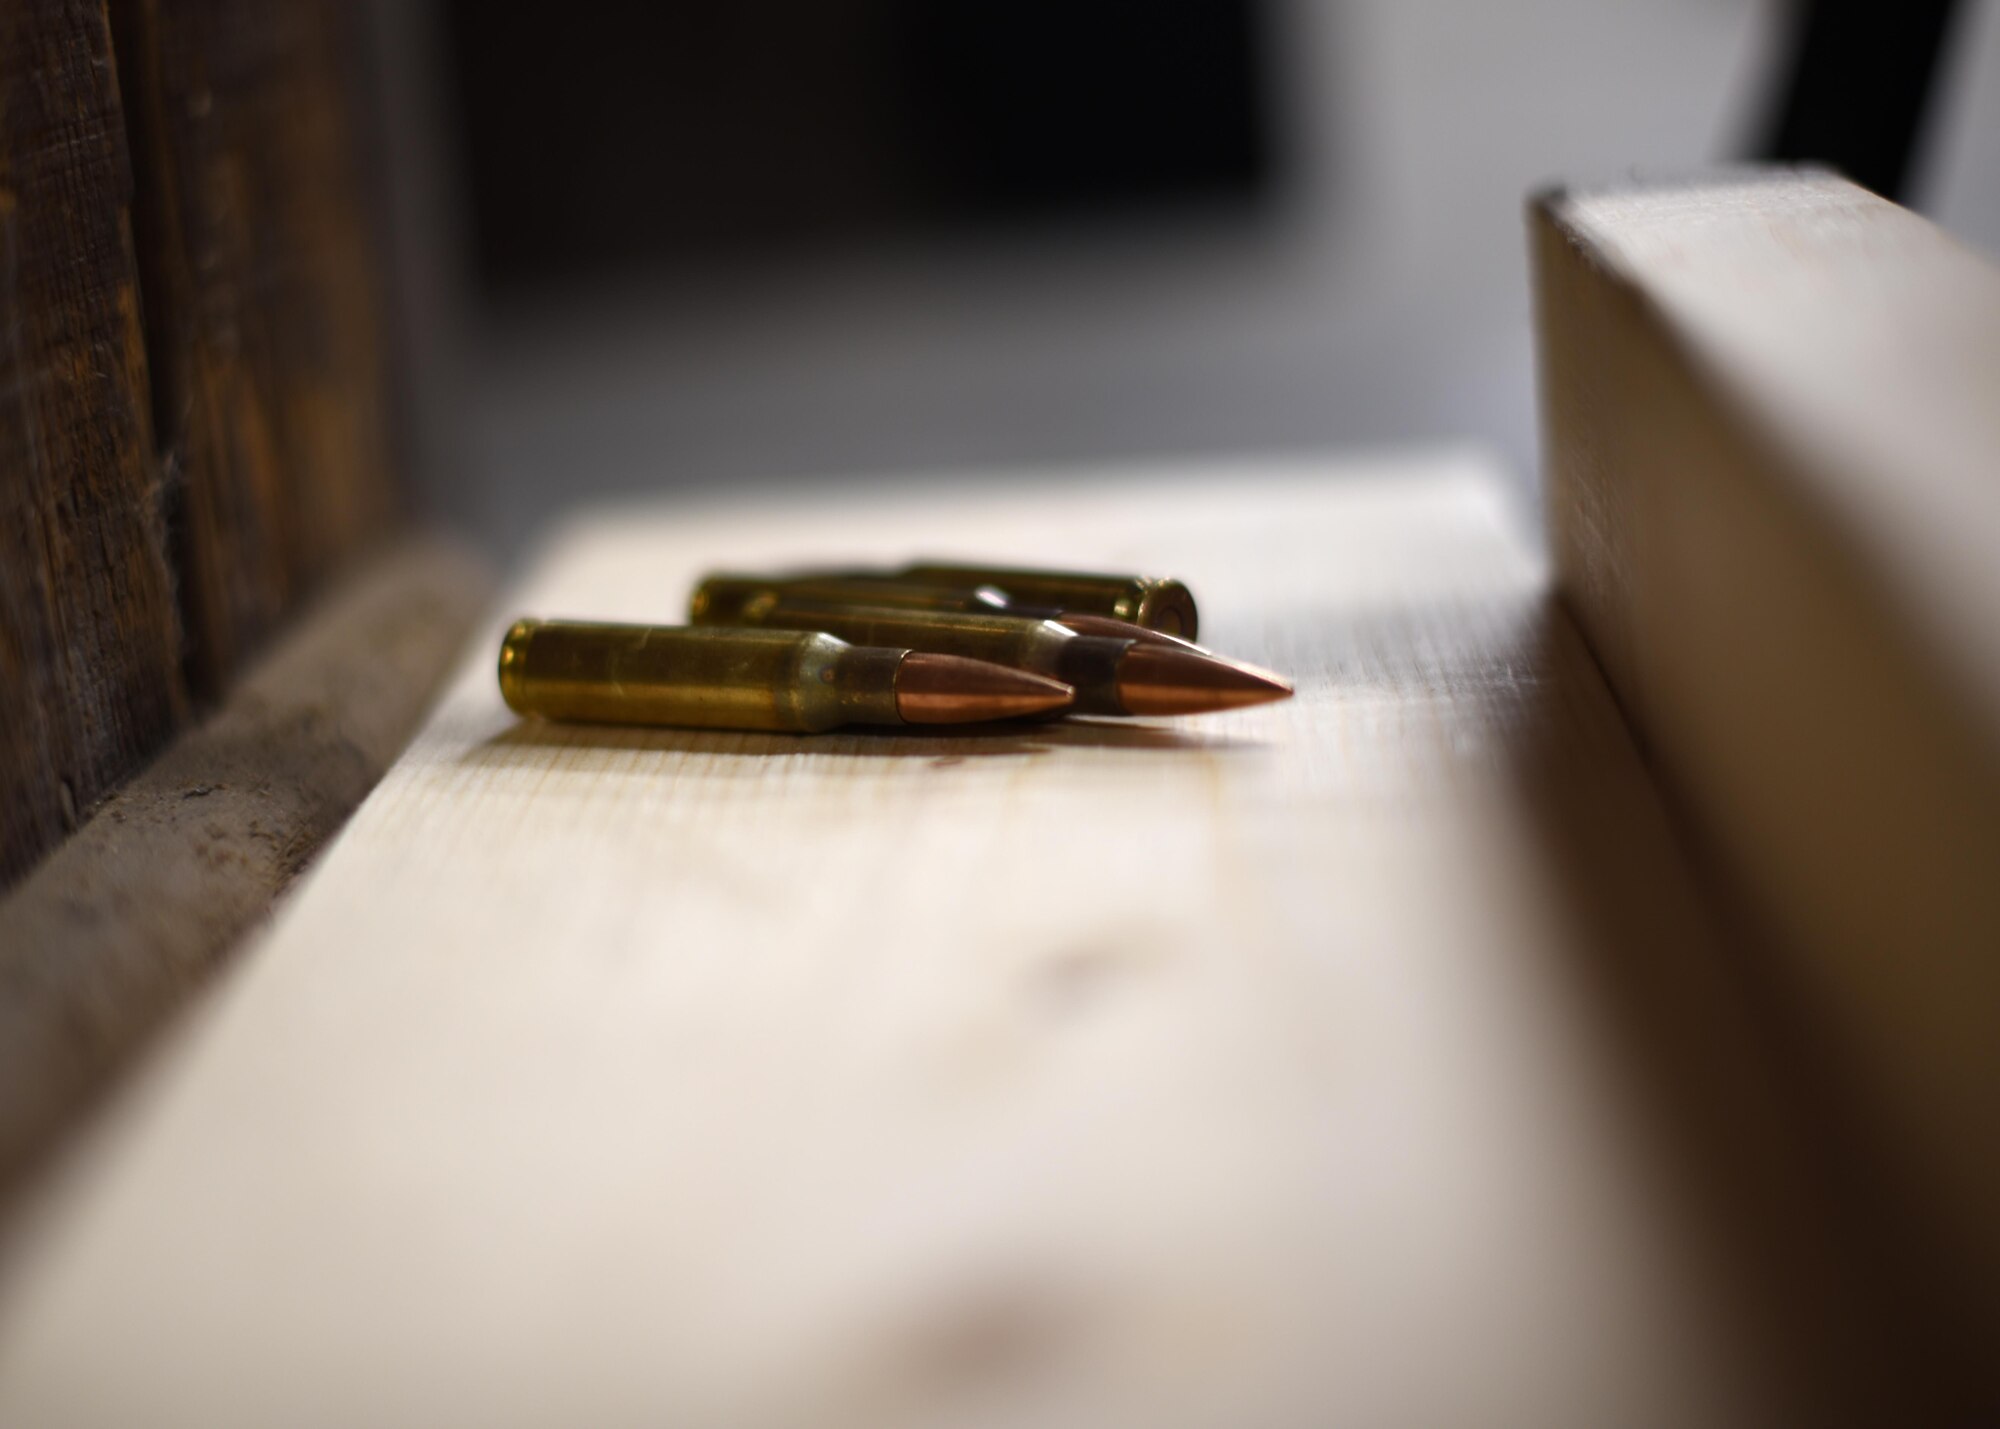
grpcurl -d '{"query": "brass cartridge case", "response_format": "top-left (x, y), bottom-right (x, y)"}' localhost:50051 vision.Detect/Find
top-left (690, 572), bottom-right (1197, 649)
top-left (690, 575), bottom-right (1011, 625)
top-left (499, 621), bottom-right (903, 732)
top-left (898, 563), bottom-right (1198, 639)
top-left (720, 600), bottom-right (1134, 716)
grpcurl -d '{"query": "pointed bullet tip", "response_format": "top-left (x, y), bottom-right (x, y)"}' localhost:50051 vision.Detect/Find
top-left (1115, 646), bottom-right (1294, 716)
top-left (896, 652), bottom-right (1075, 724)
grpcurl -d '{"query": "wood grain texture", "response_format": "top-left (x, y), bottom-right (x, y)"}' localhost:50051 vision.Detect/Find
top-left (0, 457), bottom-right (1952, 1425)
top-left (110, 0), bottom-right (401, 692)
top-left (0, 0), bottom-right (187, 890)
top-left (0, 535), bottom-right (491, 1210)
top-left (1533, 172), bottom-right (2000, 1335)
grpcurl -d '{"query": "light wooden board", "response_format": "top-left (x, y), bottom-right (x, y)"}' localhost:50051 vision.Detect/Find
top-left (1534, 172), bottom-right (2000, 1336)
top-left (0, 453), bottom-right (1933, 1425)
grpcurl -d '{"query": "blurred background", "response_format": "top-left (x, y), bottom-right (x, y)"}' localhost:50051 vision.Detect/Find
top-left (365, 0), bottom-right (2000, 556)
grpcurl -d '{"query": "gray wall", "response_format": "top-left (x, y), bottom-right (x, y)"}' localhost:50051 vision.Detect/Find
top-left (379, 0), bottom-right (2000, 554)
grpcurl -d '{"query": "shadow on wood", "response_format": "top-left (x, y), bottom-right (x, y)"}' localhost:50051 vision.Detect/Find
top-left (466, 716), bottom-right (1269, 765)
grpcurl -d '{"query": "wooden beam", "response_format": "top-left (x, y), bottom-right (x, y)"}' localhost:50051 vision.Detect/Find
top-left (1534, 170), bottom-right (2000, 1337)
top-left (109, 0), bottom-right (403, 692)
top-left (0, 457), bottom-right (1957, 1423)
top-left (0, 0), bottom-right (186, 889)
top-left (0, 535), bottom-right (489, 1207)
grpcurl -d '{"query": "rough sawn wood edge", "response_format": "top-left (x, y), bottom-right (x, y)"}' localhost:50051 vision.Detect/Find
top-left (0, 535), bottom-right (493, 1216)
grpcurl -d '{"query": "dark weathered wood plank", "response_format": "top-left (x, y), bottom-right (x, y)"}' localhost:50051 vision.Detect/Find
top-left (0, 0), bottom-right (187, 890)
top-left (111, 0), bottom-right (402, 693)
top-left (0, 535), bottom-right (490, 1207)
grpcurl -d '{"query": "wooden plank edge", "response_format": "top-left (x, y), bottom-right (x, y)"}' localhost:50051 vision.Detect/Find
top-left (1529, 172), bottom-right (2000, 1362)
top-left (0, 534), bottom-right (494, 1215)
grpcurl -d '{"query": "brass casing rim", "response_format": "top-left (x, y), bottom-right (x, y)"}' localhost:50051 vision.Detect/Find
top-left (1123, 580), bottom-right (1200, 640)
top-left (498, 619), bottom-right (534, 712)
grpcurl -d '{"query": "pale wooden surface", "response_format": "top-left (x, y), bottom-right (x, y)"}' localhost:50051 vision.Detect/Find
top-left (0, 453), bottom-right (1929, 1425)
top-left (1534, 171), bottom-right (2000, 1337)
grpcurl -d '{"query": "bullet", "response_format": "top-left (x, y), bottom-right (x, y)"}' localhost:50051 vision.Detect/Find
top-left (499, 620), bottom-right (1072, 733)
top-left (897, 563), bottom-right (1200, 640)
top-left (690, 575), bottom-right (1013, 624)
top-left (709, 599), bottom-right (1289, 717)
top-left (688, 573), bottom-right (1196, 647)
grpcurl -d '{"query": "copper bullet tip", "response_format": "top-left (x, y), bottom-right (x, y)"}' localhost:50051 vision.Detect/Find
top-left (1053, 613), bottom-right (1203, 649)
top-left (1115, 646), bottom-right (1294, 716)
top-left (895, 653), bottom-right (1075, 724)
